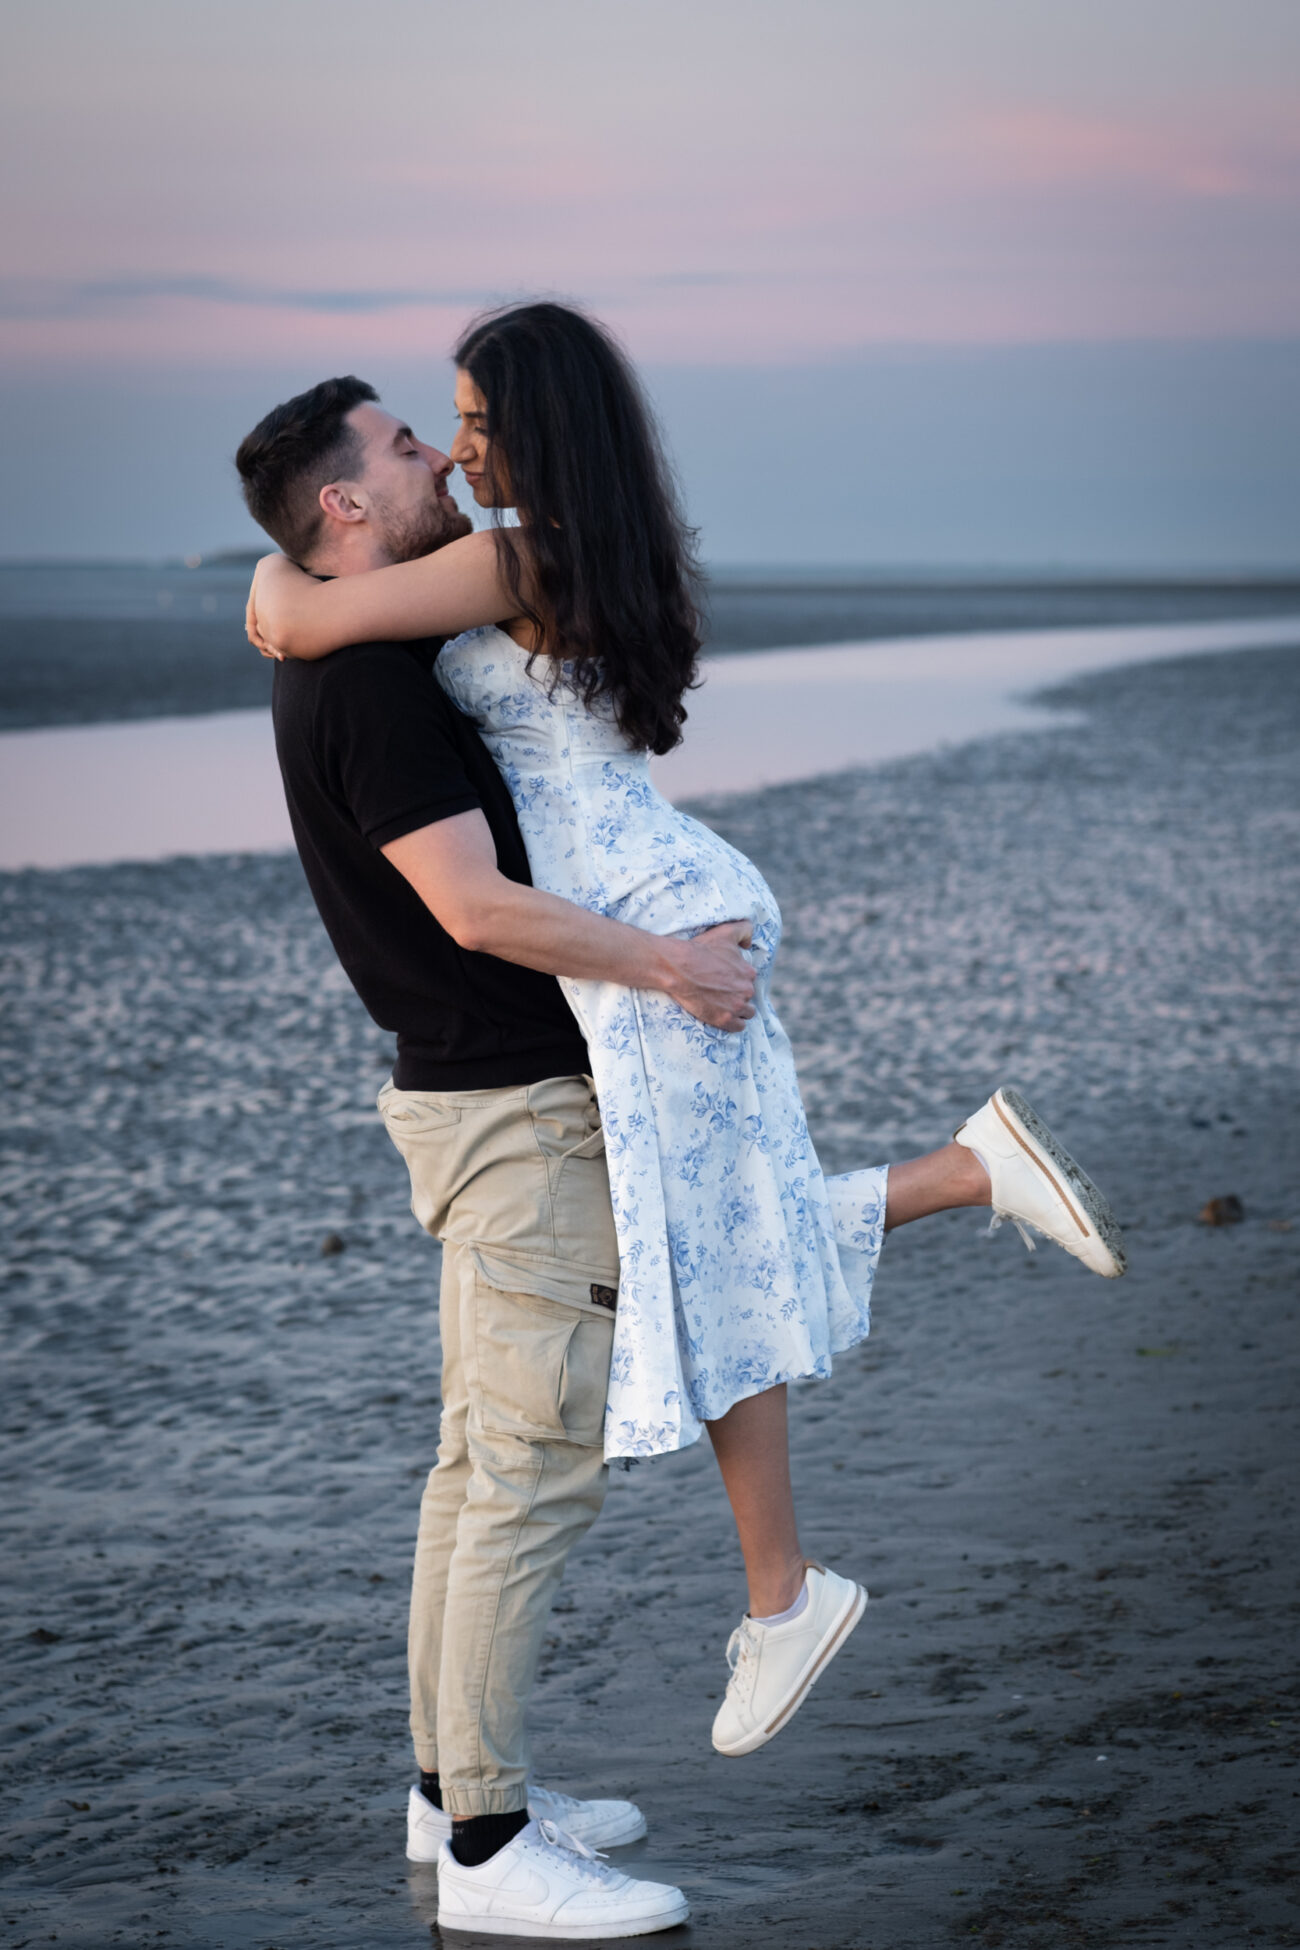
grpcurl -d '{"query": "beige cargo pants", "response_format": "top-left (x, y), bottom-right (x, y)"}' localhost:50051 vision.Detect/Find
top-left (377, 1072), bottom-right (621, 1818)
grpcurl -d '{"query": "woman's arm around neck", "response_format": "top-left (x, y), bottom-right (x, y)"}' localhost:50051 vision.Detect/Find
top-left (248, 529), bottom-right (531, 661)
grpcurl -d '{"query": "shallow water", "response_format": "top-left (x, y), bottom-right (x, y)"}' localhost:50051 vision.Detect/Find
top-left (2, 644), bottom-right (1297, 1947)
top-left (3, 615), bottom-right (1299, 869)
top-left (5, 561), bottom-right (1300, 733)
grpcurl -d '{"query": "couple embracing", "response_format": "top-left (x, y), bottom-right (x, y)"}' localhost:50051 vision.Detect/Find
top-left (236, 301), bottom-right (1124, 1940)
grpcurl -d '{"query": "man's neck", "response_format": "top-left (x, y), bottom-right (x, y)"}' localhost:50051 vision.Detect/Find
top-left (303, 530), bottom-right (396, 580)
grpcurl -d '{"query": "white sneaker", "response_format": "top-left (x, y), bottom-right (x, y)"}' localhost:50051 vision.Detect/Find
top-left (407, 1783), bottom-right (647, 1862)
top-left (955, 1086), bottom-right (1127, 1278)
top-left (436, 1818), bottom-right (689, 1940)
top-left (711, 1562), bottom-right (867, 1757)
top-left (526, 1783), bottom-right (647, 1848)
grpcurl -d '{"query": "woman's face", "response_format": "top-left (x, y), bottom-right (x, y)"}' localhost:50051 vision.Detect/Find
top-left (450, 368), bottom-right (510, 508)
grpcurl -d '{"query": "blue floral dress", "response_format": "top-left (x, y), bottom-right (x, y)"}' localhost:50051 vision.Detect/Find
top-left (437, 629), bottom-right (888, 1460)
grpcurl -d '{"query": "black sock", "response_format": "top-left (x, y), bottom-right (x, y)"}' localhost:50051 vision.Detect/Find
top-left (450, 1808), bottom-right (529, 1867)
top-left (418, 1769), bottom-right (442, 1810)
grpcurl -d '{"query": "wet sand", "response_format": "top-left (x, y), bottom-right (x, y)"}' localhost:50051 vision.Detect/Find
top-left (3, 645), bottom-right (1298, 1948)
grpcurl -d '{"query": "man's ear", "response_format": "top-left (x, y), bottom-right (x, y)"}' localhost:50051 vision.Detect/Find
top-left (318, 480), bottom-right (367, 525)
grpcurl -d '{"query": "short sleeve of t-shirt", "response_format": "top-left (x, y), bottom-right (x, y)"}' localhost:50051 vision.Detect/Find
top-left (313, 645), bottom-right (481, 849)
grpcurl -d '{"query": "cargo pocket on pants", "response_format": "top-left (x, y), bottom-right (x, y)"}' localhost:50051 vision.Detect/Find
top-left (469, 1244), bottom-right (617, 1449)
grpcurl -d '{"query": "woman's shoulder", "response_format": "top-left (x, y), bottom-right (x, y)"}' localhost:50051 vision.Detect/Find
top-left (441, 623), bottom-right (520, 657)
top-left (437, 626), bottom-right (529, 699)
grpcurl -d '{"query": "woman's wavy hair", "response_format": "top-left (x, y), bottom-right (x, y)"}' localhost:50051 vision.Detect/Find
top-left (453, 301), bottom-right (702, 755)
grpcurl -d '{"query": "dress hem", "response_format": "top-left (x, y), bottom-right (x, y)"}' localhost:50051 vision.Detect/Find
top-left (602, 1310), bottom-right (874, 1463)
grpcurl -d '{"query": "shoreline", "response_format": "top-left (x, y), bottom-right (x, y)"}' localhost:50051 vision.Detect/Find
top-left (2, 614), bottom-right (1297, 872)
top-left (4, 564), bottom-right (1300, 736)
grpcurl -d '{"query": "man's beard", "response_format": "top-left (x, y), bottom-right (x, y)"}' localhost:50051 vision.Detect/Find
top-left (373, 489), bottom-right (473, 564)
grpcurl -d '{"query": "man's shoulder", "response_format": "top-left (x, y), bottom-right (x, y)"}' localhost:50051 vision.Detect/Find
top-left (273, 638), bottom-right (445, 721)
top-left (306, 637), bottom-right (444, 682)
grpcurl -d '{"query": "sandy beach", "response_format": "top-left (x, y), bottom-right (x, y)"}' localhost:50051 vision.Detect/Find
top-left (2, 641), bottom-right (1298, 1948)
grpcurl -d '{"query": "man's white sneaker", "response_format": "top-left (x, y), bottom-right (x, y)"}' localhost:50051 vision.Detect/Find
top-left (526, 1784), bottom-right (647, 1849)
top-left (954, 1086), bottom-right (1127, 1278)
top-left (436, 1818), bottom-right (689, 1940)
top-left (407, 1783), bottom-right (647, 1863)
top-left (711, 1562), bottom-right (867, 1758)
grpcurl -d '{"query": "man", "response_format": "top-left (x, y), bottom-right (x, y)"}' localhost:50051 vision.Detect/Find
top-left (236, 377), bottom-right (755, 1939)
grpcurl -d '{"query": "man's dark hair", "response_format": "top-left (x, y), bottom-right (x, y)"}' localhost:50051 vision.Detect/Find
top-left (235, 376), bottom-right (379, 560)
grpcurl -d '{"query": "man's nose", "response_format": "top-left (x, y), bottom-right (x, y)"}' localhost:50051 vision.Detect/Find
top-left (421, 441), bottom-right (453, 479)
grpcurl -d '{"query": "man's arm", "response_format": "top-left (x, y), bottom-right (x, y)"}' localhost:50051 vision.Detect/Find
top-left (382, 810), bottom-right (757, 1032)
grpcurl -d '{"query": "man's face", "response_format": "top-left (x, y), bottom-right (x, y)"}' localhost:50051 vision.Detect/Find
top-left (342, 403), bottom-right (473, 560)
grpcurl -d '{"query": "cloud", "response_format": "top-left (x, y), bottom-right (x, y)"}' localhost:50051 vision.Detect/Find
top-left (0, 275), bottom-right (495, 321)
top-left (0, 270), bottom-right (759, 325)
top-left (963, 111), bottom-right (1300, 200)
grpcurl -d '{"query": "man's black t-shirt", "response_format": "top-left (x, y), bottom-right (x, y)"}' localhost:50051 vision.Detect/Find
top-left (271, 639), bottom-right (590, 1092)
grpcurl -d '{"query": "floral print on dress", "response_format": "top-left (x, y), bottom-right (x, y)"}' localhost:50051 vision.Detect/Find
top-left (437, 629), bottom-right (888, 1460)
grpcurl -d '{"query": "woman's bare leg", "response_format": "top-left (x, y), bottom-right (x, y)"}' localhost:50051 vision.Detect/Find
top-left (705, 1147), bottom-right (991, 1615)
top-left (884, 1141), bottom-right (989, 1230)
top-left (706, 1384), bottom-right (806, 1618)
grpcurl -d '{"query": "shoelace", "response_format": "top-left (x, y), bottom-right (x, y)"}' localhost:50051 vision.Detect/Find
top-left (724, 1621), bottom-right (759, 1706)
top-left (534, 1819), bottom-right (616, 1883)
top-left (986, 1208), bottom-right (1039, 1253)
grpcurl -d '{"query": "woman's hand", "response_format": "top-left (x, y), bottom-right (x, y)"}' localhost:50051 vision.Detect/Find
top-left (246, 553), bottom-right (313, 661)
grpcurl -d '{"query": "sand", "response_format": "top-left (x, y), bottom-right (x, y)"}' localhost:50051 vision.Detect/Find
top-left (2, 644), bottom-right (1298, 1948)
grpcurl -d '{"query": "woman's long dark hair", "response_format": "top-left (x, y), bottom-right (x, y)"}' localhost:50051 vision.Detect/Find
top-left (453, 302), bottom-right (702, 755)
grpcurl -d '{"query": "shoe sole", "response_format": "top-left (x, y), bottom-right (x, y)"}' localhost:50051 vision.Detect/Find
top-left (995, 1088), bottom-right (1127, 1279)
top-left (436, 1895), bottom-right (690, 1939)
top-left (712, 1581), bottom-right (868, 1757)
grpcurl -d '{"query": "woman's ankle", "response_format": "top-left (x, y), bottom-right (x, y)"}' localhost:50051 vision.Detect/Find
top-left (747, 1555), bottom-right (807, 1619)
top-left (884, 1141), bottom-right (989, 1229)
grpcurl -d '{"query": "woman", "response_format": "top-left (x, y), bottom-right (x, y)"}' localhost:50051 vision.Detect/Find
top-left (248, 301), bottom-right (1125, 1755)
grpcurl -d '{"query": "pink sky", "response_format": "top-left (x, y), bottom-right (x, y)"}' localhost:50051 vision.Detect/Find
top-left (4, 0), bottom-right (1298, 372)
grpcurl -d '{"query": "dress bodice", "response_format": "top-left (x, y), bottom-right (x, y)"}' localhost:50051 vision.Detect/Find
top-left (437, 626), bottom-right (637, 768)
top-left (436, 627), bottom-right (773, 931)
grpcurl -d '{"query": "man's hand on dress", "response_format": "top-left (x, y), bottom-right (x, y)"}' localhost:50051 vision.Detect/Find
top-left (663, 922), bottom-right (757, 1033)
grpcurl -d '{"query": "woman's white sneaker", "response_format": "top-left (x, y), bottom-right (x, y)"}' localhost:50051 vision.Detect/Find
top-left (436, 1818), bottom-right (689, 1940)
top-left (711, 1563), bottom-right (867, 1757)
top-left (954, 1086), bottom-right (1127, 1278)
top-left (407, 1783), bottom-right (646, 1862)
